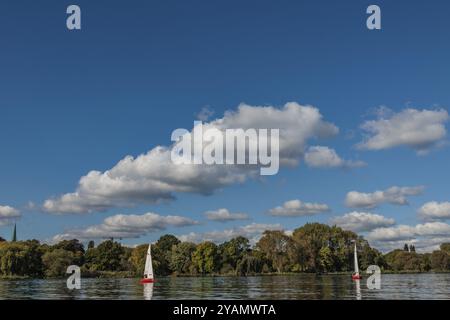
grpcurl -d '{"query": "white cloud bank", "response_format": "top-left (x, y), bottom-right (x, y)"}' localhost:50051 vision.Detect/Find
top-left (204, 208), bottom-right (249, 222)
top-left (367, 222), bottom-right (450, 252)
top-left (304, 146), bottom-right (366, 169)
top-left (330, 212), bottom-right (395, 232)
top-left (0, 205), bottom-right (21, 226)
top-left (269, 199), bottom-right (330, 217)
top-left (345, 186), bottom-right (424, 209)
top-left (52, 212), bottom-right (198, 242)
top-left (357, 108), bottom-right (449, 154)
top-left (177, 223), bottom-right (283, 244)
top-left (43, 102), bottom-right (338, 214)
top-left (418, 201), bottom-right (450, 221)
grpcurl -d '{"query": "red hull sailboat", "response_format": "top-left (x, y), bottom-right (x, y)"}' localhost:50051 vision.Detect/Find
top-left (140, 244), bottom-right (155, 284)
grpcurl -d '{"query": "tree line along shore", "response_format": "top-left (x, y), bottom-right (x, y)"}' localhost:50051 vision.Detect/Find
top-left (0, 223), bottom-right (449, 278)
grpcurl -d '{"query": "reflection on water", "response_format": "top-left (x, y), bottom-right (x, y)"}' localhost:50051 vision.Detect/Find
top-left (354, 279), bottom-right (362, 300)
top-left (143, 283), bottom-right (153, 300)
top-left (0, 274), bottom-right (449, 300)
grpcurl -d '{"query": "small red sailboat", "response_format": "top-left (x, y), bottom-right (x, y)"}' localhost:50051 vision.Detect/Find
top-left (140, 244), bottom-right (155, 284)
top-left (351, 241), bottom-right (362, 280)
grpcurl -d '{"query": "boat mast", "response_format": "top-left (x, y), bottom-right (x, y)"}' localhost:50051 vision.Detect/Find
top-left (353, 242), bottom-right (359, 274)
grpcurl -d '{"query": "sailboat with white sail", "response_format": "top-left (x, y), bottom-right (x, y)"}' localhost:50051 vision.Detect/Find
top-left (140, 244), bottom-right (155, 284)
top-left (351, 240), bottom-right (362, 280)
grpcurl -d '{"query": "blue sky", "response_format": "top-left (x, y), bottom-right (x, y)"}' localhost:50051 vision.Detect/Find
top-left (1, 0), bottom-right (450, 252)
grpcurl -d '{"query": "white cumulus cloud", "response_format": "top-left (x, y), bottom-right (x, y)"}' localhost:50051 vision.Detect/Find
top-left (0, 205), bottom-right (21, 226)
top-left (418, 201), bottom-right (450, 221)
top-left (177, 223), bottom-right (283, 244)
top-left (367, 222), bottom-right (450, 252)
top-left (204, 208), bottom-right (249, 222)
top-left (43, 102), bottom-right (338, 214)
top-left (304, 146), bottom-right (366, 169)
top-left (52, 212), bottom-right (198, 241)
top-left (357, 108), bottom-right (449, 154)
top-left (345, 186), bottom-right (424, 209)
top-left (196, 106), bottom-right (215, 121)
top-left (330, 212), bottom-right (395, 232)
top-left (268, 199), bottom-right (330, 217)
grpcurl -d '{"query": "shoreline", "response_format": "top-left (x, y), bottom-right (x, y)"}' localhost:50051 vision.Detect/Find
top-left (2, 270), bottom-right (449, 280)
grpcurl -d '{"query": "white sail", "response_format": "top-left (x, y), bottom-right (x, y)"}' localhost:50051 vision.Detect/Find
top-left (143, 244), bottom-right (154, 279)
top-left (353, 242), bottom-right (359, 274)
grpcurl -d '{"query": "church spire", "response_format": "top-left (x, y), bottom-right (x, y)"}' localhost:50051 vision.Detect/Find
top-left (12, 223), bottom-right (17, 242)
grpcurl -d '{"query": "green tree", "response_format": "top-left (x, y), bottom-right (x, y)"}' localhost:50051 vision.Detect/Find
top-left (358, 240), bottom-right (386, 270)
top-left (53, 239), bottom-right (85, 253)
top-left (256, 230), bottom-right (292, 273)
top-left (421, 253), bottom-right (432, 272)
top-left (0, 240), bottom-right (44, 277)
top-left (84, 240), bottom-right (126, 271)
top-left (129, 244), bottom-right (149, 276)
top-left (236, 251), bottom-right (266, 275)
top-left (440, 243), bottom-right (450, 254)
top-left (384, 249), bottom-right (423, 271)
top-left (53, 239), bottom-right (85, 265)
top-left (318, 246), bottom-right (333, 272)
top-left (292, 223), bottom-right (359, 272)
top-left (120, 246), bottom-right (133, 271)
top-left (192, 242), bottom-right (219, 274)
top-left (218, 236), bottom-right (250, 273)
top-left (42, 249), bottom-right (76, 277)
top-left (156, 235), bottom-right (180, 252)
top-left (430, 250), bottom-right (450, 271)
top-left (292, 224), bottom-right (328, 272)
top-left (153, 235), bottom-right (180, 275)
top-left (170, 242), bottom-right (196, 274)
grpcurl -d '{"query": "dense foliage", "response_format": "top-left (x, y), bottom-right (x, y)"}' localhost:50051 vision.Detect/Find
top-left (0, 223), bottom-right (449, 278)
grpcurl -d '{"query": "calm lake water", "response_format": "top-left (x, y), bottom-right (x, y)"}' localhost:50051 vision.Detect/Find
top-left (0, 274), bottom-right (449, 300)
